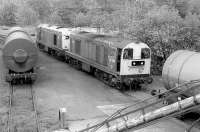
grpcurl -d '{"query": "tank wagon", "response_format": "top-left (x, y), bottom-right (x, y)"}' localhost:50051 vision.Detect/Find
top-left (162, 50), bottom-right (200, 96)
top-left (36, 25), bottom-right (152, 89)
top-left (2, 27), bottom-right (38, 84)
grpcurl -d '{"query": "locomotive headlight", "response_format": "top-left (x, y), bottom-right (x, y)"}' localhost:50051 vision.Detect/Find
top-left (132, 61), bottom-right (145, 66)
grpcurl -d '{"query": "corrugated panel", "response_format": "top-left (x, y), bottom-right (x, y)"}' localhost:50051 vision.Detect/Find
top-left (75, 39), bottom-right (81, 55)
top-left (88, 42), bottom-right (93, 60)
top-left (100, 45), bottom-right (105, 65)
top-left (91, 43), bottom-right (96, 61)
top-left (71, 39), bottom-right (76, 53)
top-left (81, 40), bottom-right (89, 58)
top-left (48, 31), bottom-right (52, 47)
top-left (96, 45), bottom-right (100, 64)
top-left (103, 46), bottom-right (108, 66)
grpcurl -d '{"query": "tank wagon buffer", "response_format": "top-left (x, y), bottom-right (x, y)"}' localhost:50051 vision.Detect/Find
top-left (2, 27), bottom-right (38, 84)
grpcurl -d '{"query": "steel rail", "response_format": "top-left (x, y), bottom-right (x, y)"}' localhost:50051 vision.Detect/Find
top-left (30, 85), bottom-right (41, 132)
top-left (7, 84), bottom-right (41, 132)
top-left (7, 84), bottom-right (13, 132)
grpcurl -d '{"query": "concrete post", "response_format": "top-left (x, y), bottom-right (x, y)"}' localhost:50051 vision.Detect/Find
top-left (59, 108), bottom-right (67, 129)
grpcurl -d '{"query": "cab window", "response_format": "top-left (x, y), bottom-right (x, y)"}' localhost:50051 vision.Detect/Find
top-left (141, 48), bottom-right (150, 59)
top-left (123, 48), bottom-right (133, 59)
top-left (53, 34), bottom-right (57, 45)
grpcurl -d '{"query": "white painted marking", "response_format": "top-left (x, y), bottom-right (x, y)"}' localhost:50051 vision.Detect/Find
top-left (97, 103), bottom-right (130, 116)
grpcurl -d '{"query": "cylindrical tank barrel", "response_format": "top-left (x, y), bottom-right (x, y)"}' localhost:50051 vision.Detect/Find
top-left (2, 27), bottom-right (38, 73)
top-left (162, 50), bottom-right (200, 95)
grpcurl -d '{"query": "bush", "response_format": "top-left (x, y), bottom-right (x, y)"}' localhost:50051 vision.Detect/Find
top-left (16, 5), bottom-right (38, 26)
top-left (0, 2), bottom-right (17, 26)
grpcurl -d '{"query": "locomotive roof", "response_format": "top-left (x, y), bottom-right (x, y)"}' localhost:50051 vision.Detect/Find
top-left (38, 24), bottom-right (99, 35)
top-left (71, 32), bottom-right (139, 48)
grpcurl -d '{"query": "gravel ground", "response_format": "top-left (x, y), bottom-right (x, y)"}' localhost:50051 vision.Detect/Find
top-left (0, 26), bottom-right (198, 132)
top-left (0, 50), bottom-right (9, 131)
top-left (34, 52), bottom-right (141, 131)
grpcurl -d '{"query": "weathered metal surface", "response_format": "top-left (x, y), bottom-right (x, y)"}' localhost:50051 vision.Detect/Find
top-left (162, 50), bottom-right (200, 95)
top-left (2, 27), bottom-right (38, 72)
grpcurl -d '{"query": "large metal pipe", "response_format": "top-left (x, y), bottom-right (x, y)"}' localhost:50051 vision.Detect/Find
top-left (95, 93), bottom-right (200, 132)
top-left (162, 50), bottom-right (200, 96)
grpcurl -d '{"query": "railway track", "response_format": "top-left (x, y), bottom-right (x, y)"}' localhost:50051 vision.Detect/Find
top-left (7, 84), bottom-right (41, 132)
top-left (0, 34), bottom-right (6, 46)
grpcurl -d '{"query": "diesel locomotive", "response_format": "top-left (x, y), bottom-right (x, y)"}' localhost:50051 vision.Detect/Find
top-left (2, 27), bottom-right (38, 84)
top-left (36, 24), bottom-right (152, 89)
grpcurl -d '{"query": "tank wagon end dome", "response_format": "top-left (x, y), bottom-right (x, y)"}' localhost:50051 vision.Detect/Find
top-left (7, 27), bottom-right (27, 36)
top-left (2, 26), bottom-right (38, 73)
top-left (162, 50), bottom-right (200, 95)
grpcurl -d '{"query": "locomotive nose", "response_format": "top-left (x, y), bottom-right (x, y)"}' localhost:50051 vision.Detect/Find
top-left (13, 49), bottom-right (28, 63)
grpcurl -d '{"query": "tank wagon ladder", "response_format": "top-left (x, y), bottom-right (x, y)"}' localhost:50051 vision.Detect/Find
top-left (6, 84), bottom-right (41, 132)
top-left (78, 79), bottom-right (200, 132)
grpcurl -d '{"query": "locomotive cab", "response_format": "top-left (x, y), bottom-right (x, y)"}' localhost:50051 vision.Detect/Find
top-left (120, 42), bottom-right (151, 85)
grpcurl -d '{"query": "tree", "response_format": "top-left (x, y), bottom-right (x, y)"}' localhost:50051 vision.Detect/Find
top-left (16, 4), bottom-right (38, 25)
top-left (26, 0), bottom-right (53, 21)
top-left (0, 2), bottom-right (17, 25)
top-left (188, 0), bottom-right (200, 15)
top-left (48, 11), bottom-right (63, 25)
top-left (74, 12), bottom-right (92, 27)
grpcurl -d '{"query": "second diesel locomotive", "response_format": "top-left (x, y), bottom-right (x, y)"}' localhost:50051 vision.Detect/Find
top-left (36, 25), bottom-right (152, 89)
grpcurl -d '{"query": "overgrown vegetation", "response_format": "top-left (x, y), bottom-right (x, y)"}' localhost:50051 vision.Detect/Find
top-left (1, 0), bottom-right (200, 74)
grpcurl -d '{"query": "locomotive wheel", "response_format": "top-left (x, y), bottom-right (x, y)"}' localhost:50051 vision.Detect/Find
top-left (147, 77), bottom-right (153, 84)
top-left (116, 83), bottom-right (124, 90)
